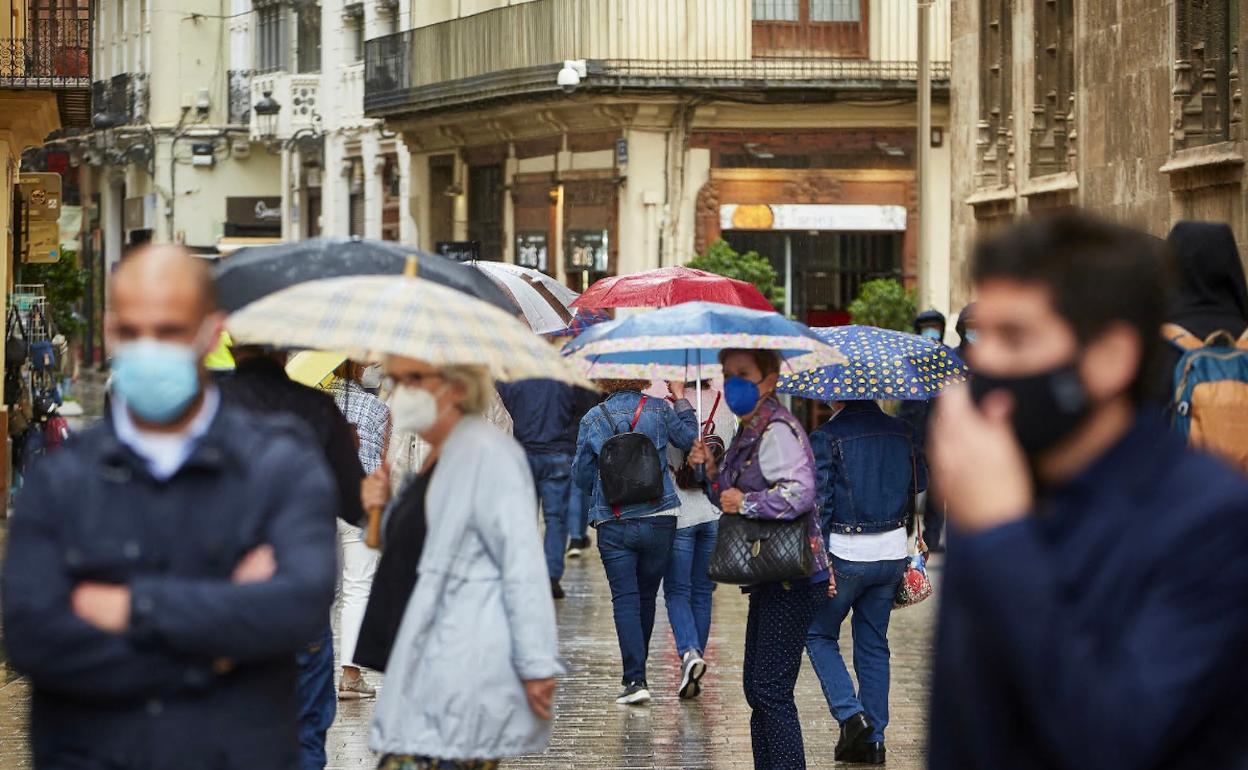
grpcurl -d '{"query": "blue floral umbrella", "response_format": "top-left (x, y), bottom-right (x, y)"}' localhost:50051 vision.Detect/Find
top-left (777, 325), bottom-right (969, 402)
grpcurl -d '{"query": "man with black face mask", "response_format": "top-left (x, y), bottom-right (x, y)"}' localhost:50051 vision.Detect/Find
top-left (926, 212), bottom-right (1248, 770)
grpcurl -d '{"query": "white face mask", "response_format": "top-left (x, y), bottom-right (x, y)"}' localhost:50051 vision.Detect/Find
top-left (390, 384), bottom-right (444, 436)
top-left (360, 364), bottom-right (383, 389)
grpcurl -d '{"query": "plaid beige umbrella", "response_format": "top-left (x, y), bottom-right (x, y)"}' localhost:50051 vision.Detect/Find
top-left (225, 275), bottom-right (591, 387)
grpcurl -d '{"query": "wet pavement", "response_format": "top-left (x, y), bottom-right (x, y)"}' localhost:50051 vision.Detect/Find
top-left (0, 538), bottom-right (938, 770)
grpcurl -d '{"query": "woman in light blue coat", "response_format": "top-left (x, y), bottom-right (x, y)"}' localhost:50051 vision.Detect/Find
top-left (364, 356), bottom-right (564, 770)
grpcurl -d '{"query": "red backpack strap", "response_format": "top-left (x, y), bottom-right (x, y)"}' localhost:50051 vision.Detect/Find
top-left (629, 396), bottom-right (647, 431)
top-left (1162, 323), bottom-right (1203, 352)
top-left (703, 392), bottom-right (722, 434)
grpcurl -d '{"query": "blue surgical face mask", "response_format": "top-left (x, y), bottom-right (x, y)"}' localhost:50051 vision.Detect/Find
top-left (723, 376), bottom-right (762, 417)
top-left (111, 339), bottom-right (203, 424)
top-left (920, 327), bottom-right (942, 341)
top-left (964, 330), bottom-right (979, 345)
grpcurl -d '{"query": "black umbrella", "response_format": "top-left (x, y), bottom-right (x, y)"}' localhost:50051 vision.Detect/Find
top-left (211, 237), bottom-right (516, 314)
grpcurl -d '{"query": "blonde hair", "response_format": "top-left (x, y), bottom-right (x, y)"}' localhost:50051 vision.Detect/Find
top-left (442, 364), bottom-right (494, 415)
top-left (595, 378), bottom-right (651, 394)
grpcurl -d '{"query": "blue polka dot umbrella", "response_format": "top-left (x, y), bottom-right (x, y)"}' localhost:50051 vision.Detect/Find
top-left (777, 325), bottom-right (969, 402)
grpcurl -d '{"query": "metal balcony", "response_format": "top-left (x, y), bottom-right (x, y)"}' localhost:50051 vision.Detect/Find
top-left (363, 0), bottom-right (950, 118)
top-left (0, 18), bottom-right (93, 127)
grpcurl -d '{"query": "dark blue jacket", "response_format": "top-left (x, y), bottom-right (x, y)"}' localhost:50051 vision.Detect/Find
top-left (1, 404), bottom-right (338, 770)
top-left (929, 412), bottom-right (1248, 770)
top-left (497, 378), bottom-right (581, 456)
top-left (573, 391), bottom-right (698, 523)
top-left (810, 401), bottom-right (925, 537)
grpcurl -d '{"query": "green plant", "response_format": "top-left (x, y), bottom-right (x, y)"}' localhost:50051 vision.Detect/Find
top-left (687, 239), bottom-right (785, 310)
top-left (848, 278), bottom-right (916, 331)
top-left (21, 249), bottom-right (88, 336)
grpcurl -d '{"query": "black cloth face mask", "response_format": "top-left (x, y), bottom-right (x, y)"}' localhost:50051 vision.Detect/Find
top-left (970, 362), bottom-right (1089, 455)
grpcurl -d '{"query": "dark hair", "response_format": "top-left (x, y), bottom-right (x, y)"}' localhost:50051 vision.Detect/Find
top-left (718, 348), bottom-right (782, 378)
top-left (972, 210), bottom-right (1167, 403)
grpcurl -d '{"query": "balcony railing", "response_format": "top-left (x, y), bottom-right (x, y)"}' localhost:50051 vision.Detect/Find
top-left (364, 0), bottom-right (949, 117)
top-left (0, 22), bottom-right (91, 89)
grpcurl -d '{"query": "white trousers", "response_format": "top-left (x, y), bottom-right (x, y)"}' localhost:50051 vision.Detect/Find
top-left (337, 520), bottom-right (380, 668)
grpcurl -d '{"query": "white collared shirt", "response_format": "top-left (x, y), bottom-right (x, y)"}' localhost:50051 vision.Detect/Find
top-left (112, 387), bottom-right (221, 481)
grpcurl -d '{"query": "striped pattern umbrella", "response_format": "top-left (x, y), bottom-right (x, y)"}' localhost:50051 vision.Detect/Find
top-left (226, 275), bottom-right (590, 387)
top-left (777, 325), bottom-right (969, 402)
top-left (472, 262), bottom-right (575, 334)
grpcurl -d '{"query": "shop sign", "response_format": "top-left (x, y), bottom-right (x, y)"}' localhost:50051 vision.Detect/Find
top-left (566, 230), bottom-right (609, 273)
top-left (719, 204), bottom-right (908, 232)
top-left (515, 231), bottom-right (548, 272)
top-left (22, 221), bottom-right (61, 264)
top-left (17, 173), bottom-right (62, 222)
top-left (226, 196), bottom-right (283, 226)
top-left (436, 241), bottom-right (482, 262)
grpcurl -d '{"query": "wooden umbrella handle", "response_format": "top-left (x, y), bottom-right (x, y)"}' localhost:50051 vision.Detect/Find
top-left (365, 505), bottom-right (383, 549)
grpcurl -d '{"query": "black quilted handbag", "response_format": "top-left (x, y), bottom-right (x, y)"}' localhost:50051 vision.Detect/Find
top-left (707, 513), bottom-right (813, 586)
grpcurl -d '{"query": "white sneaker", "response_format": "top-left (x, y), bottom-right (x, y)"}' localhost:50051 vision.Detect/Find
top-left (678, 651), bottom-right (706, 700)
top-left (615, 681), bottom-right (652, 705)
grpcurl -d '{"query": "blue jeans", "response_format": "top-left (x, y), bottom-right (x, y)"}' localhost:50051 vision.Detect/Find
top-left (806, 555), bottom-right (907, 743)
top-left (663, 520), bottom-right (718, 657)
top-left (296, 625), bottom-right (336, 770)
top-left (597, 516), bottom-right (678, 684)
top-left (527, 452), bottom-right (572, 581)
top-left (567, 483), bottom-right (590, 541)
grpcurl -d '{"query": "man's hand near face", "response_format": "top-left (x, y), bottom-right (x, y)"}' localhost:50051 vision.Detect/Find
top-left (930, 385), bottom-right (1034, 535)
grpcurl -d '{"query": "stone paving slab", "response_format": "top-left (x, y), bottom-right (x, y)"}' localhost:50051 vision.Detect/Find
top-left (0, 544), bottom-right (938, 770)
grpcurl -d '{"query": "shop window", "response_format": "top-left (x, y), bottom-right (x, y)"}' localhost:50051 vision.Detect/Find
top-left (1173, 0), bottom-right (1239, 150)
top-left (467, 164), bottom-right (504, 261)
top-left (1030, 0), bottom-right (1075, 176)
top-left (976, 0), bottom-right (1013, 188)
top-left (752, 0), bottom-right (867, 58)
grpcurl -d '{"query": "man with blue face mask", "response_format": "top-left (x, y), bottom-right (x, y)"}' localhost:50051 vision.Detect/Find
top-left (1, 245), bottom-right (338, 770)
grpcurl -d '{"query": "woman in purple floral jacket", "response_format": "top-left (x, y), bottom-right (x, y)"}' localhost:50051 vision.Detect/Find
top-left (689, 348), bottom-right (829, 770)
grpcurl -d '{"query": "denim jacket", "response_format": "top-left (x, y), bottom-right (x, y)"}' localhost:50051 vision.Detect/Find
top-left (573, 390), bottom-right (698, 524)
top-left (810, 400), bottom-right (927, 537)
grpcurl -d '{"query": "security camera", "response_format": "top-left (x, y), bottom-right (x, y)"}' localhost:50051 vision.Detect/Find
top-left (557, 60), bottom-right (587, 94)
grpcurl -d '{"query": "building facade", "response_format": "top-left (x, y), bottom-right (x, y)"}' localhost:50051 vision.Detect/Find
top-left (2, 0), bottom-right (90, 491)
top-left (364, 0), bottom-right (955, 325)
top-left (951, 0), bottom-right (1248, 307)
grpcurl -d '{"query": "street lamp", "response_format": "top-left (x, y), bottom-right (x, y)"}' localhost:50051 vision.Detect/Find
top-left (253, 90), bottom-right (282, 143)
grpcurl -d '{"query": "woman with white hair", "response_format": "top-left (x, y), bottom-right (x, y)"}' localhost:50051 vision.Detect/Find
top-left (356, 356), bottom-right (562, 770)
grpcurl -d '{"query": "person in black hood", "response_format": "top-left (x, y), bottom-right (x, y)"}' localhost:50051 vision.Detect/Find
top-left (954, 303), bottom-right (977, 361)
top-left (898, 310), bottom-right (952, 551)
top-left (1159, 222), bottom-right (1248, 399)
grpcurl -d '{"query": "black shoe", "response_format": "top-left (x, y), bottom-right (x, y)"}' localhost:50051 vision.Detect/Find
top-left (835, 712), bottom-right (873, 761)
top-left (841, 740), bottom-right (886, 765)
top-left (615, 680), bottom-right (651, 705)
top-left (550, 579), bottom-right (565, 600)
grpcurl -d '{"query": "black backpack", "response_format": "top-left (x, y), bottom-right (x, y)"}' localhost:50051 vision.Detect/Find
top-left (598, 396), bottom-right (665, 512)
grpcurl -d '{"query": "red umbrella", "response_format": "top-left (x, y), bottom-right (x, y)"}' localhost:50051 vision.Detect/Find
top-left (571, 266), bottom-right (774, 311)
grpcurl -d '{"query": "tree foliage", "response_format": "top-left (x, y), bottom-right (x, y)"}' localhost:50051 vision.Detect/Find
top-left (848, 278), bottom-right (916, 331)
top-left (21, 250), bottom-right (87, 336)
top-left (687, 239), bottom-right (785, 310)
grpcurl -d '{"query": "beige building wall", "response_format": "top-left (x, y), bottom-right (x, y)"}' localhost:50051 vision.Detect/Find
top-left (951, 0), bottom-right (1248, 308)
